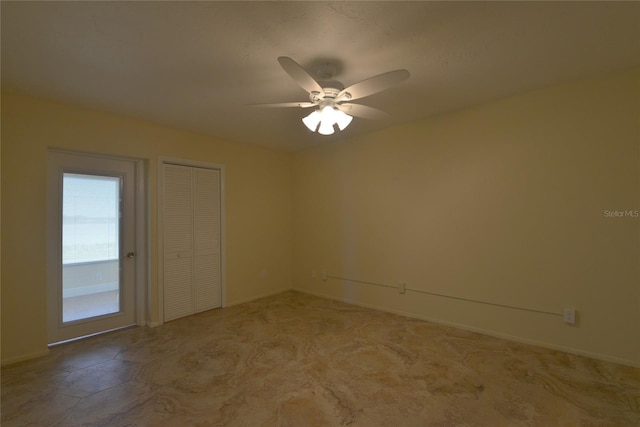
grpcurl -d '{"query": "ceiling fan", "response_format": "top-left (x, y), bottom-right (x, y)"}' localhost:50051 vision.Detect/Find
top-left (254, 57), bottom-right (410, 135)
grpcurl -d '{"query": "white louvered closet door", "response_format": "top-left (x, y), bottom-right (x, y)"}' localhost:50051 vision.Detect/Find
top-left (163, 164), bottom-right (221, 321)
top-left (193, 168), bottom-right (221, 312)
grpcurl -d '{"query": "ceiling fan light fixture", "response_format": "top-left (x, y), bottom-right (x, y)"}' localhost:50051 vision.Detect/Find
top-left (318, 119), bottom-right (335, 135)
top-left (302, 105), bottom-right (353, 135)
top-left (320, 105), bottom-right (337, 125)
top-left (302, 110), bottom-right (321, 132)
top-left (335, 109), bottom-right (353, 131)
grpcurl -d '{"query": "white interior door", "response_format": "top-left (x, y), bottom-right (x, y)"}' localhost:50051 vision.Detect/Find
top-left (47, 151), bottom-right (137, 343)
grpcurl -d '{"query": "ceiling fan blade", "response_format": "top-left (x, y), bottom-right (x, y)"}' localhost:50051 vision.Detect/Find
top-left (337, 103), bottom-right (389, 120)
top-left (251, 102), bottom-right (317, 108)
top-left (338, 69), bottom-right (410, 101)
top-left (278, 56), bottom-right (324, 95)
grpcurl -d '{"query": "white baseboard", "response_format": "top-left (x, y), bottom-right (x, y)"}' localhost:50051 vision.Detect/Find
top-left (1, 348), bottom-right (50, 367)
top-left (294, 288), bottom-right (640, 369)
top-left (149, 288), bottom-right (292, 326)
top-left (226, 287), bottom-right (292, 307)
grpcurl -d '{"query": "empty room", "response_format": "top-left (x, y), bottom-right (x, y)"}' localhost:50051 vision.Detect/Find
top-left (1, 2), bottom-right (639, 426)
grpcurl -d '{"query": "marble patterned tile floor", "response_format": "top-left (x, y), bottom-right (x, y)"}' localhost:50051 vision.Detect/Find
top-left (2, 291), bottom-right (639, 426)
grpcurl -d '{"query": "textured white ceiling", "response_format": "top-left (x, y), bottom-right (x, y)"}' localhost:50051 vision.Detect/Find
top-left (2, 1), bottom-right (639, 151)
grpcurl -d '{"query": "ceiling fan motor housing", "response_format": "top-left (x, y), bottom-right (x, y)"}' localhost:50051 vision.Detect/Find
top-left (310, 84), bottom-right (350, 104)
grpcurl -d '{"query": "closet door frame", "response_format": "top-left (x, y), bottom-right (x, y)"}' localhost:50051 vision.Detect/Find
top-left (157, 157), bottom-right (226, 325)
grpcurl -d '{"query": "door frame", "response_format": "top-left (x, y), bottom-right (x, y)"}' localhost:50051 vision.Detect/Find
top-left (157, 156), bottom-right (226, 325)
top-left (46, 148), bottom-right (148, 343)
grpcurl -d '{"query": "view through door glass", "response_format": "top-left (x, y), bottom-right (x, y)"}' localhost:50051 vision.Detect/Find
top-left (62, 173), bottom-right (121, 322)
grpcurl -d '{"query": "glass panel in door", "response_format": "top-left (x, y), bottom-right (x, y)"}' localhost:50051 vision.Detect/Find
top-left (62, 173), bottom-right (121, 322)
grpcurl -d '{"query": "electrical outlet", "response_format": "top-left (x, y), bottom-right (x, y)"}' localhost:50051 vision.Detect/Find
top-left (321, 271), bottom-right (327, 281)
top-left (563, 308), bottom-right (576, 325)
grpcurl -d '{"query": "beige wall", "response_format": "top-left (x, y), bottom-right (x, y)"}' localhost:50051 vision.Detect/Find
top-left (292, 69), bottom-right (640, 367)
top-left (2, 69), bottom-right (638, 367)
top-left (1, 93), bottom-right (293, 364)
